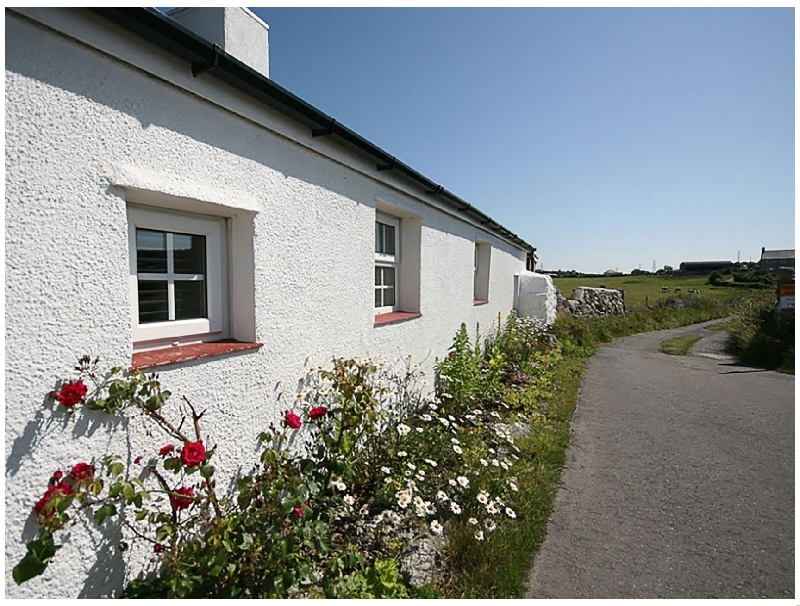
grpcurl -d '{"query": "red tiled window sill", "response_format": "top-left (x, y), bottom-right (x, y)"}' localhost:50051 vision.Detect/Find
top-left (473, 299), bottom-right (489, 306)
top-left (374, 311), bottom-right (422, 326)
top-left (131, 340), bottom-right (263, 370)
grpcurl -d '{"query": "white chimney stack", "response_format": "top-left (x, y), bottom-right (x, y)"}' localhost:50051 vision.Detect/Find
top-left (168, 7), bottom-right (269, 78)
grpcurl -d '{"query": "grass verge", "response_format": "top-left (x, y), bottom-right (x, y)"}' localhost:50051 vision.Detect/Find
top-left (444, 295), bottom-right (745, 597)
top-left (660, 335), bottom-right (702, 356)
top-left (727, 291), bottom-right (794, 374)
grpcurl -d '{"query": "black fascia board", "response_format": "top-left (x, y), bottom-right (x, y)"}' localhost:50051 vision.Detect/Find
top-left (88, 8), bottom-right (535, 253)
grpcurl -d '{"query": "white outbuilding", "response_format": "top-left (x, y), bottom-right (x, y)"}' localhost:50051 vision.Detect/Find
top-left (5, 8), bottom-right (547, 597)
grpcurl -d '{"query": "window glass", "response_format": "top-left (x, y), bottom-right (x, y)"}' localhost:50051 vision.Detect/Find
top-left (175, 280), bottom-right (207, 320)
top-left (138, 280), bottom-right (169, 323)
top-left (173, 233), bottom-right (206, 274)
top-left (375, 222), bottom-right (395, 256)
top-left (136, 229), bottom-right (167, 273)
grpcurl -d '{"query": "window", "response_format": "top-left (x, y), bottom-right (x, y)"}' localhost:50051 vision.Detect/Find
top-left (128, 206), bottom-right (227, 347)
top-left (474, 241), bottom-right (491, 303)
top-left (375, 214), bottom-right (400, 314)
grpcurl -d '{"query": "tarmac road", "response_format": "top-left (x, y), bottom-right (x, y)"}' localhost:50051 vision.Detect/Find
top-left (524, 320), bottom-right (795, 599)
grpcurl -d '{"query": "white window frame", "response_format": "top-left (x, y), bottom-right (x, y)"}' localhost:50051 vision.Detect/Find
top-left (375, 213), bottom-right (400, 315)
top-left (128, 205), bottom-right (227, 347)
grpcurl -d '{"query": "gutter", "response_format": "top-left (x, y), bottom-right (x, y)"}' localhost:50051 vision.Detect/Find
top-left (88, 8), bottom-right (535, 255)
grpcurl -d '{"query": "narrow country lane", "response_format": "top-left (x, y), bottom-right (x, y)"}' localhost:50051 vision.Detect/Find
top-left (525, 321), bottom-right (795, 599)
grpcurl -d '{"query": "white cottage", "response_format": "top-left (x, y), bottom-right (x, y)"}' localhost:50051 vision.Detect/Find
top-left (5, 7), bottom-right (543, 597)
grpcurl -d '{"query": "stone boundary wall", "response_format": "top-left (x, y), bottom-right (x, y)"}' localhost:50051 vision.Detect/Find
top-left (556, 287), bottom-right (625, 318)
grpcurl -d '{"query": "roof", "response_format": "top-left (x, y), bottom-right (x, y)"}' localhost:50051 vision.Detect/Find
top-left (680, 261), bottom-right (734, 267)
top-left (760, 249), bottom-right (795, 260)
top-left (87, 8), bottom-right (535, 254)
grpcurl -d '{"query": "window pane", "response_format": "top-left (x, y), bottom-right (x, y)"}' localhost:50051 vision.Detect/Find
top-left (137, 229), bottom-right (167, 273)
top-left (173, 233), bottom-right (206, 275)
top-left (376, 222), bottom-right (395, 255)
top-left (138, 280), bottom-right (168, 323)
top-left (384, 267), bottom-right (395, 287)
top-left (384, 286), bottom-right (395, 307)
top-left (375, 287), bottom-right (382, 307)
top-left (175, 280), bottom-right (207, 320)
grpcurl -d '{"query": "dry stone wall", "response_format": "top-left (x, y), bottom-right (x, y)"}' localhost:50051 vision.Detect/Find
top-left (557, 287), bottom-right (625, 318)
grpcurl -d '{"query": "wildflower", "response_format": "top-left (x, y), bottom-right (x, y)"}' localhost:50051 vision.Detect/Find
top-left (485, 519), bottom-right (497, 532)
top-left (397, 423), bottom-right (411, 436)
top-left (373, 513), bottom-right (384, 524)
top-left (468, 517), bottom-right (478, 525)
top-left (450, 502), bottom-right (462, 515)
top-left (424, 458), bottom-right (438, 467)
top-left (334, 480), bottom-right (347, 492)
top-left (480, 458), bottom-right (488, 467)
top-left (69, 462), bottom-right (95, 482)
top-left (474, 530), bottom-right (485, 541)
top-left (406, 462), bottom-right (416, 471)
top-left (424, 501), bottom-right (436, 515)
top-left (343, 495), bottom-right (355, 506)
top-left (397, 493), bottom-right (411, 509)
top-left (406, 480), bottom-right (417, 491)
top-left (508, 481), bottom-right (519, 492)
top-left (448, 415), bottom-right (456, 422)
top-left (448, 479), bottom-right (457, 487)
top-left (500, 461), bottom-right (509, 470)
top-left (450, 437), bottom-right (460, 444)
top-left (491, 459), bottom-right (500, 467)
top-left (439, 418), bottom-right (450, 428)
top-left (381, 466), bottom-right (391, 475)
top-left (309, 406), bottom-right (328, 420)
top-left (430, 520), bottom-right (444, 535)
top-left (413, 496), bottom-right (425, 507)
top-left (456, 476), bottom-right (470, 488)
top-left (488, 447), bottom-right (496, 454)
top-left (453, 444), bottom-right (463, 454)
top-left (486, 502), bottom-right (500, 515)
top-left (477, 491), bottom-right (489, 504)
top-left (437, 490), bottom-right (449, 502)
top-left (416, 427), bottom-right (424, 433)
top-left (384, 477), bottom-right (393, 483)
top-left (293, 505), bottom-right (304, 517)
top-left (416, 506), bottom-right (427, 518)
top-left (416, 472), bottom-right (425, 481)
top-left (397, 451), bottom-right (407, 458)
top-left (390, 512), bottom-right (402, 524)
top-left (421, 414), bottom-right (432, 422)
top-left (505, 507), bottom-right (517, 519)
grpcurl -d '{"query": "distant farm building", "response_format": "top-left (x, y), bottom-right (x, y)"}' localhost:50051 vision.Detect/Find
top-left (759, 248), bottom-right (795, 272)
top-left (678, 261), bottom-right (734, 274)
top-left (603, 269), bottom-right (623, 276)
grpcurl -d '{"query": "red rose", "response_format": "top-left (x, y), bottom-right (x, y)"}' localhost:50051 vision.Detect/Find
top-left (180, 441), bottom-right (206, 467)
top-left (34, 481), bottom-right (73, 521)
top-left (51, 380), bottom-right (88, 408)
top-left (285, 410), bottom-right (302, 429)
top-left (52, 470), bottom-right (63, 481)
top-left (69, 462), bottom-right (95, 482)
top-left (170, 486), bottom-right (195, 511)
top-left (159, 444), bottom-right (175, 457)
top-left (309, 406), bottom-right (328, 420)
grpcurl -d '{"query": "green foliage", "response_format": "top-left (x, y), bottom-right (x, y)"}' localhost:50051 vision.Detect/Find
top-left (727, 291), bottom-right (794, 373)
top-left (660, 335), bottom-right (703, 356)
top-left (326, 558), bottom-right (409, 598)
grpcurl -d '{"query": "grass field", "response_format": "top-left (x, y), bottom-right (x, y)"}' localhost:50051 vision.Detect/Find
top-left (552, 274), bottom-right (747, 309)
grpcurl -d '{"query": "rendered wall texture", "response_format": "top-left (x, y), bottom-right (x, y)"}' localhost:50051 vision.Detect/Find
top-left (5, 9), bottom-right (527, 597)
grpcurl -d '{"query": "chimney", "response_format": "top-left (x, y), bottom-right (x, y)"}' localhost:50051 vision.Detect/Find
top-left (167, 7), bottom-right (269, 78)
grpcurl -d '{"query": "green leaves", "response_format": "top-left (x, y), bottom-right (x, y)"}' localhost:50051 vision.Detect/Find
top-left (93, 503), bottom-right (117, 526)
top-left (13, 535), bottom-right (61, 585)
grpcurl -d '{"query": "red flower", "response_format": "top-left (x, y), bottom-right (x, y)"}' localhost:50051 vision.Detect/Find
top-left (34, 481), bottom-right (73, 523)
top-left (180, 441), bottom-right (206, 467)
top-left (285, 410), bottom-right (302, 429)
top-left (159, 444), bottom-right (175, 457)
top-left (51, 380), bottom-right (88, 408)
top-left (52, 470), bottom-right (63, 481)
top-left (170, 486), bottom-right (195, 511)
top-left (447, 351), bottom-right (456, 358)
top-left (134, 456), bottom-right (144, 465)
top-left (309, 406), bottom-right (328, 420)
top-left (69, 462), bottom-right (95, 482)
top-left (153, 543), bottom-right (162, 553)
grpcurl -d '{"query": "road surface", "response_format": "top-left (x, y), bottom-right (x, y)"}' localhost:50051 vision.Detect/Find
top-left (525, 320), bottom-right (795, 599)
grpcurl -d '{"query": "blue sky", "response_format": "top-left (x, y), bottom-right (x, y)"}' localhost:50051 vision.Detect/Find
top-left (174, 8), bottom-right (795, 273)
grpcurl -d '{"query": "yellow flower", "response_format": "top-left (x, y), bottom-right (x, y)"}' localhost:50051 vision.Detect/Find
top-left (489, 359), bottom-right (496, 367)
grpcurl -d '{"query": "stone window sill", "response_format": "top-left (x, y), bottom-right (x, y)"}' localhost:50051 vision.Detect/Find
top-left (374, 311), bottom-right (422, 326)
top-left (131, 340), bottom-right (263, 370)
top-left (473, 299), bottom-right (489, 306)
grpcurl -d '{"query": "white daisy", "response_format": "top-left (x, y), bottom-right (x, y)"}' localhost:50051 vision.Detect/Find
top-left (413, 495), bottom-right (425, 507)
top-left (424, 501), bottom-right (436, 514)
top-left (457, 476), bottom-right (470, 488)
top-left (474, 530), bottom-right (485, 541)
top-left (430, 520), bottom-right (444, 535)
top-left (397, 451), bottom-right (407, 458)
top-left (424, 458), bottom-right (438, 468)
top-left (480, 458), bottom-right (488, 467)
top-left (451, 437), bottom-right (460, 444)
top-left (416, 427), bottom-right (424, 433)
top-left (381, 466), bottom-right (391, 475)
top-left (468, 517), bottom-right (479, 525)
top-left (373, 513), bottom-right (384, 524)
top-left (486, 502), bottom-right (499, 515)
top-left (437, 490), bottom-right (449, 502)
top-left (397, 493), bottom-right (411, 509)
top-left (343, 495), bottom-right (355, 506)
top-left (491, 459), bottom-right (500, 467)
top-left (485, 519), bottom-right (497, 532)
top-left (334, 481), bottom-right (347, 491)
top-left (450, 502), bottom-right (462, 515)
top-left (453, 445), bottom-right (463, 454)
top-left (505, 507), bottom-right (517, 519)
top-left (508, 481), bottom-right (519, 492)
top-left (448, 479), bottom-right (457, 487)
top-left (407, 462), bottom-right (417, 471)
top-left (397, 423), bottom-right (411, 436)
top-left (477, 491), bottom-right (489, 504)
top-left (421, 414), bottom-right (432, 422)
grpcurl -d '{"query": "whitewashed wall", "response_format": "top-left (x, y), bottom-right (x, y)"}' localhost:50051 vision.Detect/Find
top-left (5, 9), bottom-right (527, 598)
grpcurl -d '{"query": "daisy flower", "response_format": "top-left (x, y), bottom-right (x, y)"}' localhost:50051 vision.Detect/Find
top-left (437, 490), bottom-right (449, 502)
top-left (448, 479), bottom-right (457, 487)
top-left (450, 502), bottom-right (462, 515)
top-left (505, 507), bottom-right (517, 519)
top-left (334, 480), bottom-right (347, 491)
top-left (485, 519), bottom-right (497, 532)
top-left (407, 462), bottom-right (417, 471)
top-left (468, 517), bottom-right (479, 525)
top-left (508, 481), bottom-right (519, 492)
top-left (424, 458), bottom-right (438, 467)
top-left (486, 502), bottom-right (499, 515)
top-left (373, 513), bottom-right (384, 524)
top-left (413, 495), bottom-right (425, 507)
top-left (457, 476), bottom-right (470, 488)
top-left (474, 530), bottom-right (485, 541)
top-left (381, 466), bottom-right (392, 475)
top-left (480, 458), bottom-right (488, 467)
top-left (421, 414), bottom-right (432, 422)
top-left (430, 520), bottom-right (444, 535)
top-left (343, 495), bottom-right (355, 506)
top-left (416, 427), bottom-right (424, 433)
top-left (397, 423), bottom-right (411, 436)
top-left (477, 491), bottom-right (489, 504)
top-left (397, 493), bottom-right (411, 509)
top-left (424, 501), bottom-right (436, 515)
top-left (451, 437), bottom-right (460, 444)
top-left (397, 451), bottom-right (407, 458)
top-left (453, 445), bottom-right (463, 454)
